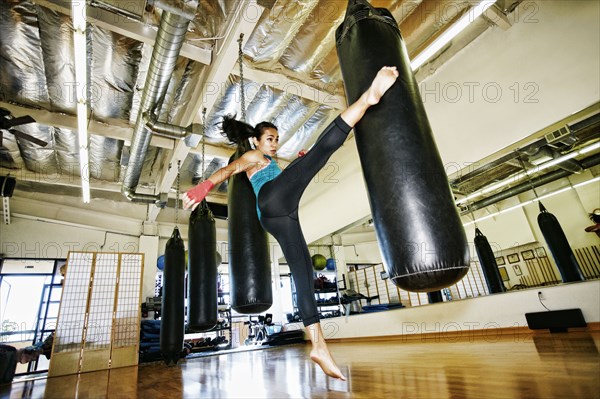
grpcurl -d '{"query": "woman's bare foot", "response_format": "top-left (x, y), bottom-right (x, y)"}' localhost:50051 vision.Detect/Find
top-left (305, 322), bottom-right (346, 380)
top-left (310, 347), bottom-right (347, 380)
top-left (365, 66), bottom-right (399, 105)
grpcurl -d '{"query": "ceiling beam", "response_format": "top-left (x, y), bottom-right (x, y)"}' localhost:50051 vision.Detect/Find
top-left (0, 101), bottom-right (233, 158)
top-left (0, 166), bottom-right (124, 193)
top-left (10, 197), bottom-right (144, 236)
top-left (145, 0), bottom-right (264, 223)
top-left (35, 0), bottom-right (212, 65)
top-left (0, 101), bottom-right (168, 148)
top-left (231, 65), bottom-right (346, 110)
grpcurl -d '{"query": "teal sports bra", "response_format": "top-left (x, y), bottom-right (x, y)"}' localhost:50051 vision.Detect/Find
top-left (249, 155), bottom-right (281, 219)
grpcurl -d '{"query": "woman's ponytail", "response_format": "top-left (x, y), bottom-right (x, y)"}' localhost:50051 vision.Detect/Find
top-left (222, 116), bottom-right (255, 145)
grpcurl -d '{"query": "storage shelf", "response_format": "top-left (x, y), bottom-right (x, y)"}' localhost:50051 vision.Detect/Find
top-left (314, 288), bottom-right (338, 294)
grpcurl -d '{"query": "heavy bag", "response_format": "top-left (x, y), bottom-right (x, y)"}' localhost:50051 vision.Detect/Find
top-left (227, 147), bottom-right (273, 313)
top-left (474, 228), bottom-right (506, 294)
top-left (427, 291), bottom-right (444, 304)
top-left (336, 0), bottom-right (469, 292)
top-left (187, 200), bottom-right (217, 332)
top-left (160, 227), bottom-right (185, 365)
top-left (537, 202), bottom-right (584, 282)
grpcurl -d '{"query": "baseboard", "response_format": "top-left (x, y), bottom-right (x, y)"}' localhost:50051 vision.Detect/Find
top-left (325, 321), bottom-right (600, 343)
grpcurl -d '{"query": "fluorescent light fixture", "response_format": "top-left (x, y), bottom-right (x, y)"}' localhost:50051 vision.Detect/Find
top-left (411, 0), bottom-right (497, 70)
top-left (456, 141), bottom-right (600, 205)
top-left (463, 176), bottom-right (600, 227)
top-left (72, 1), bottom-right (90, 203)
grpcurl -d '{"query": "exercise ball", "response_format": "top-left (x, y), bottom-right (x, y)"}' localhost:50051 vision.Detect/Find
top-left (312, 254), bottom-right (327, 270)
top-left (326, 258), bottom-right (336, 271)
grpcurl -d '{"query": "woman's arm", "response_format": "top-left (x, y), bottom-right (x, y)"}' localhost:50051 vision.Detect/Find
top-left (182, 150), bottom-right (261, 210)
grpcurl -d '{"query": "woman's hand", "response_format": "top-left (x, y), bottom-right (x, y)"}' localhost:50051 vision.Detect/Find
top-left (182, 180), bottom-right (215, 210)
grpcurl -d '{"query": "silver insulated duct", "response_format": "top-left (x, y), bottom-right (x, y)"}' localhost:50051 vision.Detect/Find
top-left (122, 2), bottom-right (197, 204)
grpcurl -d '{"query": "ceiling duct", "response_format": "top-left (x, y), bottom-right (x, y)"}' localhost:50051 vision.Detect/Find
top-left (462, 152), bottom-right (600, 214)
top-left (527, 146), bottom-right (583, 174)
top-left (90, 0), bottom-right (149, 20)
top-left (545, 125), bottom-right (577, 146)
top-left (121, 1), bottom-right (198, 204)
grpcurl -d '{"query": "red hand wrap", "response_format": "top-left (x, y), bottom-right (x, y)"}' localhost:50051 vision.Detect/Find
top-left (185, 180), bottom-right (215, 203)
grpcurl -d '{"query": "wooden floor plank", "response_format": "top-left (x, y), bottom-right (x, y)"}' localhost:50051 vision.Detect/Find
top-left (2, 331), bottom-right (599, 398)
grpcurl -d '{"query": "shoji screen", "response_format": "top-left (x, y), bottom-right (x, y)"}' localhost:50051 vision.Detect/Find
top-left (49, 252), bottom-right (144, 376)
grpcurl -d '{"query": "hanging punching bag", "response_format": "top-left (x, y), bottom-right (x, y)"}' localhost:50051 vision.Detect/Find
top-left (474, 228), bottom-right (506, 294)
top-left (228, 146), bottom-right (273, 313)
top-left (537, 202), bottom-right (584, 282)
top-left (427, 291), bottom-right (444, 303)
top-left (160, 227), bottom-right (185, 365)
top-left (336, 0), bottom-right (469, 292)
top-left (187, 200), bottom-right (217, 332)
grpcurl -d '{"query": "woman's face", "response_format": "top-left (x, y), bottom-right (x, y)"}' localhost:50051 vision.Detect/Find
top-left (254, 127), bottom-right (279, 156)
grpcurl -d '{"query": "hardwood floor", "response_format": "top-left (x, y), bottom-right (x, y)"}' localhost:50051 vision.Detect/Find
top-left (2, 331), bottom-right (599, 398)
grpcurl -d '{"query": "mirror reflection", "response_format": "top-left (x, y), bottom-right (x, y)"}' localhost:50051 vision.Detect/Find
top-left (306, 106), bottom-right (600, 319)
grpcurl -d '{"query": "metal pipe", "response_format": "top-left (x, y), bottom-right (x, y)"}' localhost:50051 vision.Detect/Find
top-left (154, 0), bottom-right (197, 20)
top-left (122, 185), bottom-right (169, 206)
top-left (143, 112), bottom-right (188, 138)
top-left (121, 4), bottom-right (197, 204)
top-left (463, 152), bottom-right (600, 214)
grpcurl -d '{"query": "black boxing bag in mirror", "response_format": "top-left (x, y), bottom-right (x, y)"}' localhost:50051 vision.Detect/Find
top-left (160, 227), bottom-right (185, 365)
top-left (228, 147), bottom-right (273, 313)
top-left (474, 228), bottom-right (506, 293)
top-left (537, 202), bottom-right (584, 282)
top-left (336, 0), bottom-right (470, 292)
top-left (187, 200), bottom-right (217, 332)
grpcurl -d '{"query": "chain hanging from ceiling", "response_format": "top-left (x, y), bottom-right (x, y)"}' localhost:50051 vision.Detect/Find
top-left (237, 33), bottom-right (246, 122)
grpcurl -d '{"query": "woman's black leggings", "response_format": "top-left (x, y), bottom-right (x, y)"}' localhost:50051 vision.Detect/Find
top-left (258, 116), bottom-right (351, 327)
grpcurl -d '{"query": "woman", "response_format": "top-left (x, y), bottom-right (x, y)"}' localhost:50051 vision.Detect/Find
top-left (183, 66), bottom-right (399, 380)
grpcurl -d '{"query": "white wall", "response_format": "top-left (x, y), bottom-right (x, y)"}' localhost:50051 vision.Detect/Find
top-left (0, 217), bottom-right (139, 259)
top-left (307, 280), bottom-right (600, 340)
top-left (300, 0), bottom-right (600, 246)
top-left (422, 0), bottom-right (600, 167)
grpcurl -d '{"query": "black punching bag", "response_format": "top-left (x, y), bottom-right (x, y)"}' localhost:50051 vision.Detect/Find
top-left (228, 147), bottom-right (272, 313)
top-left (427, 291), bottom-right (444, 303)
top-left (537, 202), bottom-right (584, 282)
top-left (160, 227), bottom-right (185, 365)
top-left (474, 228), bottom-right (506, 294)
top-left (336, 0), bottom-right (469, 292)
top-left (187, 200), bottom-right (217, 332)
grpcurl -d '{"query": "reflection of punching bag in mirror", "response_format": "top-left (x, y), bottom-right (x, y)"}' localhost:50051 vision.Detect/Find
top-left (537, 202), bottom-right (584, 282)
top-left (336, 0), bottom-right (469, 292)
top-left (474, 228), bottom-right (506, 294)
